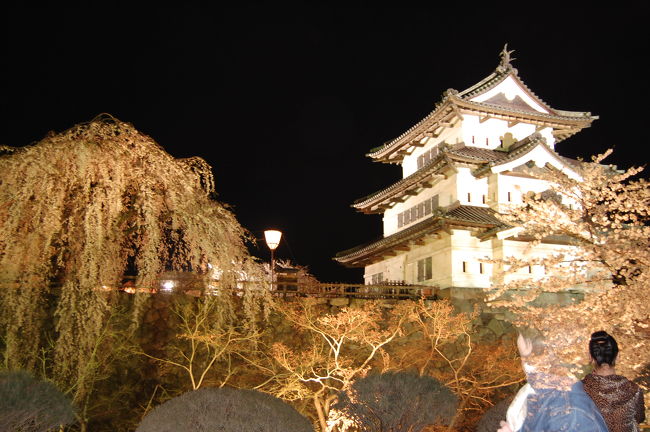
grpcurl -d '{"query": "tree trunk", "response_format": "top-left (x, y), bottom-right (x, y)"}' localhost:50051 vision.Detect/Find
top-left (314, 395), bottom-right (328, 432)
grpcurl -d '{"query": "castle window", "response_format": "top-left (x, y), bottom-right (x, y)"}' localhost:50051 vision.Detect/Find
top-left (462, 261), bottom-right (467, 273)
top-left (416, 147), bottom-right (439, 171)
top-left (467, 193), bottom-right (471, 202)
top-left (528, 265), bottom-right (533, 274)
top-left (417, 257), bottom-right (433, 282)
top-left (479, 262), bottom-right (484, 274)
top-left (472, 136), bottom-right (475, 144)
top-left (398, 197), bottom-right (440, 229)
top-left (482, 194), bottom-right (486, 204)
top-left (507, 192), bottom-right (512, 202)
top-left (371, 272), bottom-right (384, 285)
top-left (431, 195), bottom-right (439, 208)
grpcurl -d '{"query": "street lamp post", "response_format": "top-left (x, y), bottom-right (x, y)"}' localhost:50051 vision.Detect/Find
top-left (264, 229), bottom-right (282, 289)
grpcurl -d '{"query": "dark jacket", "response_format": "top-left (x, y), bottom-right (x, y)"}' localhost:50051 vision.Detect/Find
top-left (522, 381), bottom-right (608, 432)
top-left (583, 373), bottom-right (646, 432)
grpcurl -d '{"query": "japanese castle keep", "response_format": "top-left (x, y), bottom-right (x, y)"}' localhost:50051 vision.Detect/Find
top-left (335, 47), bottom-right (597, 288)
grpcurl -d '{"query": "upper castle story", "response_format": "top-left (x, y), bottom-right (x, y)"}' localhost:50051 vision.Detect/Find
top-left (351, 46), bottom-right (596, 237)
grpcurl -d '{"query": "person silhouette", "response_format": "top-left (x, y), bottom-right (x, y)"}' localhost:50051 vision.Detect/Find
top-left (498, 329), bottom-right (608, 432)
top-left (582, 331), bottom-right (645, 432)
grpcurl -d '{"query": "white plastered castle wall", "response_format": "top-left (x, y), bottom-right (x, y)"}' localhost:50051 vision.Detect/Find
top-left (364, 235), bottom-right (452, 286)
top-left (449, 229), bottom-right (494, 288)
top-left (364, 254), bottom-right (405, 284)
top-left (457, 167), bottom-right (488, 206)
top-left (461, 115), bottom-right (555, 150)
top-left (495, 239), bottom-right (576, 285)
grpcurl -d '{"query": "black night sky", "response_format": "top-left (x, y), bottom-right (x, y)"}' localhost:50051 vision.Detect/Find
top-left (1, 6), bottom-right (648, 282)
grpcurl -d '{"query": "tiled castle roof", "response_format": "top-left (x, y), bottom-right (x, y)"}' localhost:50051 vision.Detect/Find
top-left (335, 205), bottom-right (504, 266)
top-left (354, 133), bottom-right (568, 212)
top-left (367, 53), bottom-right (596, 162)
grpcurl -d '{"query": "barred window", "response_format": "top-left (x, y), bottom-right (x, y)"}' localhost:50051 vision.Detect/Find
top-left (397, 195), bottom-right (440, 229)
top-left (417, 257), bottom-right (433, 282)
top-left (416, 147), bottom-right (440, 172)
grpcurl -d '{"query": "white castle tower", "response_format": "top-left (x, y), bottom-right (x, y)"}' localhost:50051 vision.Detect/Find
top-left (335, 46), bottom-right (596, 289)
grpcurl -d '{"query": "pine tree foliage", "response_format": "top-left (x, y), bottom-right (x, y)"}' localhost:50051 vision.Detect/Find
top-left (328, 371), bottom-right (457, 432)
top-left (136, 387), bottom-right (314, 432)
top-left (488, 150), bottom-right (650, 380)
top-left (0, 370), bottom-right (75, 432)
top-left (0, 115), bottom-right (267, 407)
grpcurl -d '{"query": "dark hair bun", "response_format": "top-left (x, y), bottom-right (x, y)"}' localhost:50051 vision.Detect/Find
top-left (589, 331), bottom-right (618, 366)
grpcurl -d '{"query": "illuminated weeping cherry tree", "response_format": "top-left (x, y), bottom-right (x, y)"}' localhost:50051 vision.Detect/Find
top-left (488, 150), bottom-right (649, 382)
top-left (0, 115), bottom-right (266, 407)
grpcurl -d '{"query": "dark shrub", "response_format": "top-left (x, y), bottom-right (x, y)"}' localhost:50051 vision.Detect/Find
top-left (330, 371), bottom-right (457, 432)
top-left (0, 370), bottom-right (75, 432)
top-left (475, 397), bottom-right (513, 432)
top-left (136, 387), bottom-right (313, 432)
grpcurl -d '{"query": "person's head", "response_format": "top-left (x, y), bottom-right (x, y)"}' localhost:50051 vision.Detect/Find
top-left (516, 326), bottom-right (545, 358)
top-left (589, 331), bottom-right (618, 367)
top-left (514, 326), bottom-right (581, 389)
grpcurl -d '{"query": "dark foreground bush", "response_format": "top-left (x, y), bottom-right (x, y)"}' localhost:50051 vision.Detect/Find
top-left (330, 371), bottom-right (458, 432)
top-left (0, 370), bottom-right (75, 432)
top-left (475, 397), bottom-right (513, 432)
top-left (136, 387), bottom-right (313, 432)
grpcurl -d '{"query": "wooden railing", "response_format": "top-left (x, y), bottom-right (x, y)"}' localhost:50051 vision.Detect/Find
top-left (1, 275), bottom-right (438, 300)
top-left (270, 281), bottom-right (438, 300)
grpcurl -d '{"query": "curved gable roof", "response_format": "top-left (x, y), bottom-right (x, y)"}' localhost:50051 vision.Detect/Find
top-left (367, 50), bottom-right (596, 162)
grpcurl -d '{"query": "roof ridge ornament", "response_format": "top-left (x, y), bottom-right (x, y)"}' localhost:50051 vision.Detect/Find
top-left (497, 43), bottom-right (516, 73)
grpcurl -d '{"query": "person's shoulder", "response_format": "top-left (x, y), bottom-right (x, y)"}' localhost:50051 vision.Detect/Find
top-left (581, 372), bottom-right (596, 384)
top-left (627, 377), bottom-right (643, 395)
top-left (608, 374), bottom-right (646, 404)
top-left (612, 374), bottom-right (642, 391)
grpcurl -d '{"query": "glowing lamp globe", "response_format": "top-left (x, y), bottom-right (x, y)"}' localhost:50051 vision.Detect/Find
top-left (264, 230), bottom-right (282, 250)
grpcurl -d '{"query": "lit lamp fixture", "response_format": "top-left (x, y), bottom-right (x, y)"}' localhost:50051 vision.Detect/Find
top-left (264, 229), bottom-right (282, 287)
top-left (161, 280), bottom-right (175, 293)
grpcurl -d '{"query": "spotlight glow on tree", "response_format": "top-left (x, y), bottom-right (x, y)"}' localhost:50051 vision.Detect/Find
top-left (0, 115), bottom-right (265, 403)
top-left (488, 150), bottom-right (650, 381)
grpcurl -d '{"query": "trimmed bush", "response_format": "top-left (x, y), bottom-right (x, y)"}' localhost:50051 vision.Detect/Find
top-left (0, 370), bottom-right (75, 432)
top-left (475, 397), bottom-right (513, 432)
top-left (330, 371), bottom-right (457, 432)
top-left (136, 387), bottom-right (313, 432)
